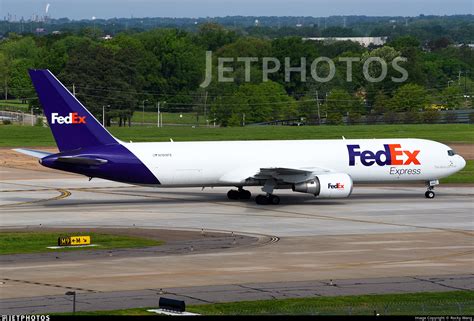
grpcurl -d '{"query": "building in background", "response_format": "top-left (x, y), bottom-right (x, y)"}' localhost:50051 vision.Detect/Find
top-left (303, 36), bottom-right (388, 47)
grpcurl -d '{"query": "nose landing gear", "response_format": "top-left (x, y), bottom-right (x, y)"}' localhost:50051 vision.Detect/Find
top-left (425, 190), bottom-right (435, 199)
top-left (425, 180), bottom-right (439, 199)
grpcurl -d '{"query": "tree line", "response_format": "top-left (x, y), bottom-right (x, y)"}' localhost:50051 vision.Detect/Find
top-left (2, 14), bottom-right (473, 42)
top-left (0, 22), bottom-right (472, 126)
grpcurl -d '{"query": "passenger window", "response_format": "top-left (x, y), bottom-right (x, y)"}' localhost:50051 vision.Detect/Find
top-left (447, 150), bottom-right (456, 156)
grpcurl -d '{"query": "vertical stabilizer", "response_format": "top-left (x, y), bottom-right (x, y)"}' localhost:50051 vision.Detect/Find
top-left (29, 69), bottom-right (117, 152)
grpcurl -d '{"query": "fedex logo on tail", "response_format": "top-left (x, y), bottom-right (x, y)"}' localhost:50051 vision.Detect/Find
top-left (347, 144), bottom-right (420, 166)
top-left (51, 113), bottom-right (86, 125)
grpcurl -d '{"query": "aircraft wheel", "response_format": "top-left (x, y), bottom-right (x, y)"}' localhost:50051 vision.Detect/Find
top-left (269, 195), bottom-right (280, 205)
top-left (255, 194), bottom-right (269, 205)
top-left (227, 189), bottom-right (240, 200)
top-left (239, 189), bottom-right (251, 200)
top-left (425, 190), bottom-right (435, 199)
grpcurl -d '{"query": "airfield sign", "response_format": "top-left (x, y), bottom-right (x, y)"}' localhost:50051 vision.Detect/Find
top-left (58, 235), bottom-right (91, 246)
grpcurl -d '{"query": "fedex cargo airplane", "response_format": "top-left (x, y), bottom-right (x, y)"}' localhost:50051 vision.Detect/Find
top-left (15, 70), bottom-right (466, 205)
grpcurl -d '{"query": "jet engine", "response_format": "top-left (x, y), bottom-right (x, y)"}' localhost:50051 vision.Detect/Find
top-left (292, 173), bottom-right (353, 198)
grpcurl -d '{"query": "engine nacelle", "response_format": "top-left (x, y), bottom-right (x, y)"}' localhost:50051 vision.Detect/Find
top-left (292, 173), bottom-right (353, 198)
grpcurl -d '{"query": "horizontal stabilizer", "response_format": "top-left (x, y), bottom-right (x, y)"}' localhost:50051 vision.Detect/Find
top-left (13, 148), bottom-right (53, 159)
top-left (56, 156), bottom-right (108, 165)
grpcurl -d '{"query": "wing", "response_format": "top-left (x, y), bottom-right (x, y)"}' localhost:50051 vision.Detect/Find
top-left (254, 167), bottom-right (331, 183)
top-left (219, 166), bottom-right (331, 184)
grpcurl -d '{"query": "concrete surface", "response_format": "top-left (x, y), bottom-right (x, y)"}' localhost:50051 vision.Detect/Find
top-left (1, 275), bottom-right (472, 314)
top-left (0, 167), bottom-right (473, 313)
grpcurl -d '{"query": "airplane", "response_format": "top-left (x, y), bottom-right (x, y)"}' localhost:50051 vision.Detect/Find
top-left (14, 69), bottom-right (466, 205)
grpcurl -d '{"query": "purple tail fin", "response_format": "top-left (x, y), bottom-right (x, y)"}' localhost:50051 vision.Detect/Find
top-left (29, 69), bottom-right (117, 152)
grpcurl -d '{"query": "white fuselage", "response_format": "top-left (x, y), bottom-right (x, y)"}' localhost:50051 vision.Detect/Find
top-left (124, 138), bottom-right (466, 187)
top-left (26, 69), bottom-right (466, 197)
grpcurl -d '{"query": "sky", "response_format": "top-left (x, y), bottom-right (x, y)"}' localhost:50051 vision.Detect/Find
top-left (1, 0), bottom-right (473, 20)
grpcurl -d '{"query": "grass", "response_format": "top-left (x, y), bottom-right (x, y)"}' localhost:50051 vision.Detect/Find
top-left (131, 111), bottom-right (207, 125)
top-left (441, 160), bottom-right (474, 184)
top-left (0, 124), bottom-right (472, 147)
top-left (0, 232), bottom-right (163, 255)
top-left (53, 291), bottom-right (473, 315)
top-left (0, 99), bottom-right (30, 112)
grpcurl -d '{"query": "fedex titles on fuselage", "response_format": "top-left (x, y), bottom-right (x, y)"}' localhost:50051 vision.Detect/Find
top-left (347, 144), bottom-right (422, 176)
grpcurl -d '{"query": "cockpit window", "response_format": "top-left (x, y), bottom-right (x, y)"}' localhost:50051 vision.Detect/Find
top-left (448, 150), bottom-right (456, 156)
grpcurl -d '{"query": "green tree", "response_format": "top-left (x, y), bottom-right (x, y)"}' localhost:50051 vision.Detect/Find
top-left (0, 36), bottom-right (40, 100)
top-left (361, 46), bottom-right (404, 106)
top-left (8, 58), bottom-right (36, 99)
top-left (0, 52), bottom-right (10, 100)
top-left (441, 85), bottom-right (464, 109)
top-left (196, 23), bottom-right (238, 51)
top-left (270, 37), bottom-right (320, 95)
top-left (390, 83), bottom-right (428, 112)
top-left (389, 36), bottom-right (420, 50)
top-left (137, 29), bottom-right (205, 110)
top-left (36, 36), bottom-right (93, 74)
top-left (213, 37), bottom-right (272, 86)
top-left (326, 112), bottom-right (343, 125)
top-left (325, 89), bottom-right (364, 115)
top-left (317, 40), bottom-right (364, 57)
top-left (372, 91), bottom-right (390, 114)
top-left (79, 27), bottom-right (103, 39)
top-left (1, 36), bottom-right (39, 60)
top-left (58, 41), bottom-right (140, 126)
top-left (427, 37), bottom-right (452, 51)
top-left (211, 81), bottom-right (296, 126)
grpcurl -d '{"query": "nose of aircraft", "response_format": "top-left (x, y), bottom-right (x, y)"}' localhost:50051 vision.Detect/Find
top-left (458, 155), bottom-right (466, 170)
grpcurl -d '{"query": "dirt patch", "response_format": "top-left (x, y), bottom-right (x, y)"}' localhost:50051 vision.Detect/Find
top-left (0, 147), bottom-right (59, 172)
top-left (449, 143), bottom-right (474, 160)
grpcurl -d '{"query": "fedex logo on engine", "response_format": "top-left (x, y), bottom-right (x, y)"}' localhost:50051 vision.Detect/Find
top-left (328, 183), bottom-right (344, 189)
top-left (347, 144), bottom-right (420, 166)
top-left (51, 113), bottom-right (86, 125)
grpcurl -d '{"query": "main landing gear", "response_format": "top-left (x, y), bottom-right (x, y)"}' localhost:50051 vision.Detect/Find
top-left (227, 188), bottom-right (251, 200)
top-left (425, 180), bottom-right (439, 199)
top-left (255, 194), bottom-right (280, 205)
top-left (228, 180), bottom-right (281, 205)
top-left (255, 178), bottom-right (280, 205)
